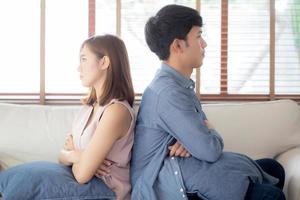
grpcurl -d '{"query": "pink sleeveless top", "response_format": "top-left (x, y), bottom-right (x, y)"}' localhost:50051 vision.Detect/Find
top-left (72, 99), bottom-right (135, 200)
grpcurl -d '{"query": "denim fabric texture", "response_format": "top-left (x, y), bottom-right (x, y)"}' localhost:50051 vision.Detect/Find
top-left (0, 161), bottom-right (115, 200)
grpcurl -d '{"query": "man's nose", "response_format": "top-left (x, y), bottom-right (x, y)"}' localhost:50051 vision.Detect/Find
top-left (201, 39), bottom-right (207, 48)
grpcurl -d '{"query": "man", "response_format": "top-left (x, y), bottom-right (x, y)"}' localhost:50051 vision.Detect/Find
top-left (131, 4), bottom-right (285, 200)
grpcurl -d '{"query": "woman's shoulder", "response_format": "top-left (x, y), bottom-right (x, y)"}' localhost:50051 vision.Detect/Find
top-left (104, 101), bottom-right (132, 119)
top-left (103, 100), bottom-right (134, 127)
top-left (107, 99), bottom-right (134, 114)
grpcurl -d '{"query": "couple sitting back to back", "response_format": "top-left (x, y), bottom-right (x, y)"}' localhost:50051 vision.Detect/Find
top-left (0, 4), bottom-right (286, 200)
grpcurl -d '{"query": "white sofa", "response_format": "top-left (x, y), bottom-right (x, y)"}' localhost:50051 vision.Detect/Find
top-left (0, 100), bottom-right (300, 200)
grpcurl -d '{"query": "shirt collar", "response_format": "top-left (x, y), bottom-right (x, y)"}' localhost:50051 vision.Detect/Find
top-left (160, 63), bottom-right (195, 90)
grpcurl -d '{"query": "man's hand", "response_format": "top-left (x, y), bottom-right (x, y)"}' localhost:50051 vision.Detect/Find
top-left (94, 159), bottom-right (115, 178)
top-left (168, 141), bottom-right (191, 157)
top-left (64, 134), bottom-right (75, 151)
top-left (204, 120), bottom-right (215, 129)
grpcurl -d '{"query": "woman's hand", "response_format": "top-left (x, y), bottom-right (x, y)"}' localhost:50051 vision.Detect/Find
top-left (59, 149), bottom-right (81, 166)
top-left (94, 159), bottom-right (115, 178)
top-left (168, 141), bottom-right (191, 157)
top-left (64, 134), bottom-right (75, 151)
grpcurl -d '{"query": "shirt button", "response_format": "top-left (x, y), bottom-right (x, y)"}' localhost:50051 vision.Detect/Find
top-left (171, 157), bottom-right (175, 160)
top-left (189, 85), bottom-right (193, 89)
top-left (180, 188), bottom-right (184, 192)
top-left (174, 171), bottom-right (178, 175)
top-left (182, 194), bottom-right (186, 198)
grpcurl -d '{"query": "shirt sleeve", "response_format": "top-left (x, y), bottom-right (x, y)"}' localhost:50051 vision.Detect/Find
top-left (157, 86), bottom-right (224, 162)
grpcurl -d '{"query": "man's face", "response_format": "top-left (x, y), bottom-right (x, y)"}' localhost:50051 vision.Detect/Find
top-left (183, 26), bottom-right (207, 68)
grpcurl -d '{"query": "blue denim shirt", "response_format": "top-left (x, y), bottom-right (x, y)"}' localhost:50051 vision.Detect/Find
top-left (130, 63), bottom-right (277, 200)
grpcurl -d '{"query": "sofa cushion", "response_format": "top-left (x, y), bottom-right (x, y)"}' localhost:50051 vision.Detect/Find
top-left (0, 161), bottom-right (115, 200)
top-left (202, 100), bottom-right (300, 159)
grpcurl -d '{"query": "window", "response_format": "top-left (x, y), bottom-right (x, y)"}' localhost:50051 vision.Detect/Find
top-left (45, 0), bottom-right (88, 94)
top-left (0, 0), bottom-right (299, 104)
top-left (275, 0), bottom-right (300, 94)
top-left (95, 0), bottom-right (116, 35)
top-left (0, 0), bottom-right (40, 94)
top-left (200, 0), bottom-right (221, 94)
top-left (228, 0), bottom-right (270, 94)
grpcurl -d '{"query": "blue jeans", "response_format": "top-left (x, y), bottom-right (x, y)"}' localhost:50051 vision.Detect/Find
top-left (187, 158), bottom-right (286, 200)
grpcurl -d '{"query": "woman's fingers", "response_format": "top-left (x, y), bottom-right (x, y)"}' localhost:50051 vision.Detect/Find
top-left (95, 166), bottom-right (110, 177)
top-left (103, 159), bottom-right (113, 166)
top-left (94, 159), bottom-right (115, 177)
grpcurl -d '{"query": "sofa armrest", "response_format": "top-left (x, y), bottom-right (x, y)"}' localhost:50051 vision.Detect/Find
top-left (276, 146), bottom-right (300, 200)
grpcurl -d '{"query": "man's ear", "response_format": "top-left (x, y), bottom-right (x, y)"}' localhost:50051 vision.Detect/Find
top-left (99, 56), bottom-right (110, 70)
top-left (170, 39), bottom-right (184, 54)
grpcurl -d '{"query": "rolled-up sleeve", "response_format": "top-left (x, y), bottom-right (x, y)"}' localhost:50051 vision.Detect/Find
top-left (157, 86), bottom-right (224, 162)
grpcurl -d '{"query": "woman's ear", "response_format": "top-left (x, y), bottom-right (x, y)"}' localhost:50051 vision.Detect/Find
top-left (99, 56), bottom-right (110, 70)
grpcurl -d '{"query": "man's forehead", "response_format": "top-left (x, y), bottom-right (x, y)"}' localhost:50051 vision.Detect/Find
top-left (191, 26), bottom-right (202, 33)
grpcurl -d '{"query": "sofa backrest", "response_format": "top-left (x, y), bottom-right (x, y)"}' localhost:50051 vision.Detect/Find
top-left (1, 99), bottom-right (300, 168)
top-left (0, 103), bottom-right (80, 167)
top-left (202, 99), bottom-right (300, 159)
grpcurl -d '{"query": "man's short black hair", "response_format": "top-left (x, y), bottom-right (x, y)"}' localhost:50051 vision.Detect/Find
top-left (145, 4), bottom-right (203, 60)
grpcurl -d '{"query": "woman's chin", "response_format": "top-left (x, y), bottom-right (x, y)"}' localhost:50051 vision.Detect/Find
top-left (80, 81), bottom-right (90, 88)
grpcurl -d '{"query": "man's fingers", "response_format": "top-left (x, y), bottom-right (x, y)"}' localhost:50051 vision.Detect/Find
top-left (169, 142), bottom-right (180, 156)
top-left (169, 147), bottom-right (175, 156)
top-left (175, 145), bottom-right (184, 156)
top-left (169, 142), bottom-right (192, 157)
top-left (180, 149), bottom-right (188, 157)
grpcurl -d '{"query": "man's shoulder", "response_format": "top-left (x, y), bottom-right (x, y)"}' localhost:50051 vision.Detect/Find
top-left (148, 73), bottom-right (181, 95)
top-left (138, 75), bottom-right (181, 116)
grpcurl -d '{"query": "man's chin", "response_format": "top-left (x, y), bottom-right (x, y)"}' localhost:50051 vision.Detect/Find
top-left (194, 63), bottom-right (203, 68)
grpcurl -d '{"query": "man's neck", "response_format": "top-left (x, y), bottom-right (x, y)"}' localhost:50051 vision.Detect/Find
top-left (163, 60), bottom-right (192, 79)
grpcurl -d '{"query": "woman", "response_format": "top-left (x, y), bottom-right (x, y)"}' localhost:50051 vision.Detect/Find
top-left (58, 34), bottom-right (135, 200)
top-left (0, 34), bottom-right (135, 200)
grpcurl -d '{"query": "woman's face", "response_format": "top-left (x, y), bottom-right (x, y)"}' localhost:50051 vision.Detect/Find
top-left (77, 45), bottom-right (103, 87)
